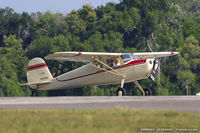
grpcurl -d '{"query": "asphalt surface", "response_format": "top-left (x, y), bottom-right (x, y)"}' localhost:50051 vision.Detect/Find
top-left (0, 96), bottom-right (199, 112)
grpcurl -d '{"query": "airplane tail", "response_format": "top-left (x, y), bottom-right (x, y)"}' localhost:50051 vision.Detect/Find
top-left (26, 58), bottom-right (53, 89)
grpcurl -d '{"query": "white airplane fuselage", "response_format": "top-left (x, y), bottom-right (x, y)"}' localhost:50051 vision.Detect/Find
top-left (38, 59), bottom-right (156, 91)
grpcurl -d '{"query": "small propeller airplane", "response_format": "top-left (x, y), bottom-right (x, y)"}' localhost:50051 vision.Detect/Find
top-left (22, 51), bottom-right (179, 96)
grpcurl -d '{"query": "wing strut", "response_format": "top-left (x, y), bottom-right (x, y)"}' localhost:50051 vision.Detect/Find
top-left (134, 81), bottom-right (145, 96)
top-left (90, 57), bottom-right (125, 79)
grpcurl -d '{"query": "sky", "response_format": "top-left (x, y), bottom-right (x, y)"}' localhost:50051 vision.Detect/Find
top-left (0, 0), bottom-right (120, 14)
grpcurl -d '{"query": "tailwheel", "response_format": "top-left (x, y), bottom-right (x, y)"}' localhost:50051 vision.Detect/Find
top-left (31, 89), bottom-right (37, 96)
top-left (116, 88), bottom-right (126, 96)
top-left (143, 88), bottom-right (152, 96)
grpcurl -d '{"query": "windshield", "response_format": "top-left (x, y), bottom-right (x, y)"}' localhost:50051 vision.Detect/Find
top-left (121, 53), bottom-right (137, 63)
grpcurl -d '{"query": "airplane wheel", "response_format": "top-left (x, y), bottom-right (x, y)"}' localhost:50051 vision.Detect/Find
top-left (143, 88), bottom-right (152, 96)
top-left (116, 88), bottom-right (126, 96)
top-left (31, 90), bottom-right (37, 96)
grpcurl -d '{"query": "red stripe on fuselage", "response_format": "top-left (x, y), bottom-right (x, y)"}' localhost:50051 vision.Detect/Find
top-left (115, 59), bottom-right (147, 69)
top-left (27, 63), bottom-right (47, 71)
top-left (56, 59), bottom-right (147, 82)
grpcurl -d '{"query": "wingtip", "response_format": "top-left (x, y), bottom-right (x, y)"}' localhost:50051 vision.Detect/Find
top-left (44, 54), bottom-right (54, 60)
top-left (44, 56), bottom-right (49, 60)
top-left (171, 52), bottom-right (179, 55)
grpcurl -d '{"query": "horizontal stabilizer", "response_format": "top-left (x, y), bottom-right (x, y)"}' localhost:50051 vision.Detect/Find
top-left (20, 80), bottom-right (51, 86)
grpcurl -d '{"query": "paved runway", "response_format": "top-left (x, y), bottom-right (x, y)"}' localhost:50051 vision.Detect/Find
top-left (0, 96), bottom-right (199, 112)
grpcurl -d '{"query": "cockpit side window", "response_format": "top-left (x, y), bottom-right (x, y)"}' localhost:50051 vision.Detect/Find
top-left (93, 57), bottom-right (121, 68)
top-left (130, 53), bottom-right (137, 60)
top-left (121, 53), bottom-right (137, 63)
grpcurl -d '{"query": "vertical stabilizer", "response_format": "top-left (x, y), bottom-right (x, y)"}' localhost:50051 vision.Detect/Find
top-left (27, 58), bottom-right (52, 89)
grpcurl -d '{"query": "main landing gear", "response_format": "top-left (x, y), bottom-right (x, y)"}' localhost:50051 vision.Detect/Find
top-left (143, 88), bottom-right (152, 96)
top-left (116, 80), bottom-right (152, 96)
top-left (134, 81), bottom-right (152, 96)
top-left (116, 88), bottom-right (126, 96)
top-left (116, 79), bottom-right (126, 96)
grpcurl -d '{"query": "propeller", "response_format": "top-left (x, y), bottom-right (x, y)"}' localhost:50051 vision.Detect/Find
top-left (150, 59), bottom-right (159, 81)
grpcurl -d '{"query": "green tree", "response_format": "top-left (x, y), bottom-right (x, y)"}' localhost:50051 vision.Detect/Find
top-left (65, 10), bottom-right (86, 38)
top-left (0, 59), bottom-right (23, 96)
top-left (103, 32), bottom-right (123, 52)
top-left (86, 31), bottom-right (105, 52)
top-left (27, 35), bottom-right (53, 58)
top-left (177, 36), bottom-right (200, 95)
top-left (0, 35), bottom-right (30, 96)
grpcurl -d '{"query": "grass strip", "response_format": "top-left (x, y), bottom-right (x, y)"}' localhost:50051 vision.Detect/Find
top-left (0, 108), bottom-right (199, 133)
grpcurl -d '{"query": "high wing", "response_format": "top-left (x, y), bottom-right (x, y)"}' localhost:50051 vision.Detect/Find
top-left (44, 52), bottom-right (121, 63)
top-left (44, 51), bottom-right (179, 62)
top-left (134, 52), bottom-right (179, 59)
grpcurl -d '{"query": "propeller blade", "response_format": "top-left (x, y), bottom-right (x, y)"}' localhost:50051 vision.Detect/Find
top-left (150, 59), bottom-right (158, 81)
top-left (150, 74), bottom-right (155, 81)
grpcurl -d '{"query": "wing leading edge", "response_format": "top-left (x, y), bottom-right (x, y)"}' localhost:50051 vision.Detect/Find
top-left (44, 52), bottom-right (121, 63)
top-left (44, 51), bottom-right (179, 62)
top-left (134, 52), bottom-right (179, 59)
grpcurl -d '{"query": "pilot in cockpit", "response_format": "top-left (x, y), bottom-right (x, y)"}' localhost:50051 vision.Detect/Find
top-left (112, 58), bottom-right (120, 67)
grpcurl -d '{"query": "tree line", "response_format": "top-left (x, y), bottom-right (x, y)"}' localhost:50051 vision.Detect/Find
top-left (0, 0), bottom-right (200, 96)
